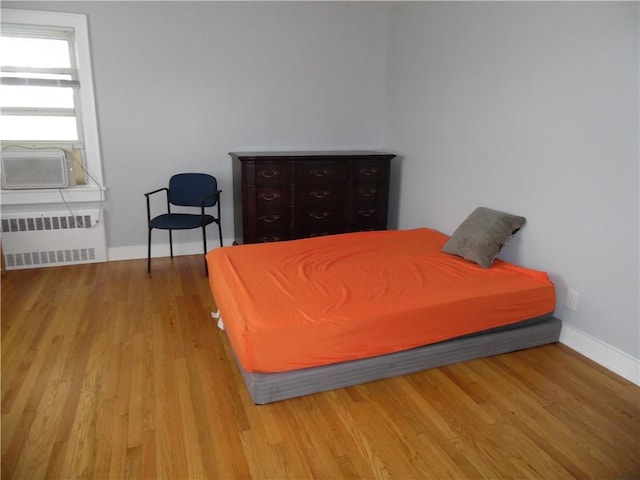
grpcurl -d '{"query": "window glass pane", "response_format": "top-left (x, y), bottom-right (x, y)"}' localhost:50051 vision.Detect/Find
top-left (1, 36), bottom-right (71, 69)
top-left (0, 85), bottom-right (75, 108)
top-left (0, 115), bottom-right (78, 141)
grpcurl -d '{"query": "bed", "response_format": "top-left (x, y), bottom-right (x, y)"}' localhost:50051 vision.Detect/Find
top-left (206, 225), bottom-right (560, 404)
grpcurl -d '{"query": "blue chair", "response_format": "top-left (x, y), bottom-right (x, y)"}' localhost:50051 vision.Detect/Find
top-left (145, 173), bottom-right (222, 274)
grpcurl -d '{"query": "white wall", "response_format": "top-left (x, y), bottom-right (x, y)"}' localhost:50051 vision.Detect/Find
top-left (385, 2), bottom-right (639, 362)
top-left (4, 1), bottom-right (391, 254)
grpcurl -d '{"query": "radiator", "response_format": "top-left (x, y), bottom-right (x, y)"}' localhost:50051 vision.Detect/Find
top-left (1, 209), bottom-right (107, 270)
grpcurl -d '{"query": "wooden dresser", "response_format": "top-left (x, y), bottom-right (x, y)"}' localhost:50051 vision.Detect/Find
top-left (230, 151), bottom-right (395, 244)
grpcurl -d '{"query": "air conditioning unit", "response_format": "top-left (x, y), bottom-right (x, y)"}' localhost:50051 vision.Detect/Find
top-left (1, 149), bottom-right (75, 189)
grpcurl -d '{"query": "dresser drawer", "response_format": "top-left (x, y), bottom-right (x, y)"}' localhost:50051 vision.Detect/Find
top-left (353, 161), bottom-right (389, 183)
top-left (255, 208), bottom-right (291, 231)
top-left (295, 162), bottom-right (349, 184)
top-left (295, 207), bottom-right (346, 230)
top-left (298, 226), bottom-right (346, 239)
top-left (352, 184), bottom-right (384, 205)
top-left (254, 162), bottom-right (290, 186)
top-left (350, 206), bottom-right (385, 232)
top-left (245, 229), bottom-right (292, 243)
top-left (255, 187), bottom-right (290, 208)
top-left (349, 224), bottom-right (379, 233)
top-left (255, 232), bottom-right (291, 243)
top-left (353, 206), bottom-right (381, 223)
top-left (296, 184), bottom-right (346, 206)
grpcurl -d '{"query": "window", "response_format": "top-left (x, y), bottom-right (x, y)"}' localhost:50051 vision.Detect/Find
top-left (1, 9), bottom-right (104, 204)
top-left (1, 25), bottom-right (81, 142)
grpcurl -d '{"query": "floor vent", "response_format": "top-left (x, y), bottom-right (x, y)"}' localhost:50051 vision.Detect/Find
top-left (1, 210), bottom-right (107, 270)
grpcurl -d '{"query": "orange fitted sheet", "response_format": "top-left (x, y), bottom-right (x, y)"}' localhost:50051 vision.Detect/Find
top-left (206, 228), bottom-right (555, 373)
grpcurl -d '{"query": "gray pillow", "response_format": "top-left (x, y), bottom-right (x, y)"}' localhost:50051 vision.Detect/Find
top-left (442, 207), bottom-right (526, 268)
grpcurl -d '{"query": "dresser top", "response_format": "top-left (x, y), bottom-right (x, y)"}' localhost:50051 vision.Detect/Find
top-left (229, 150), bottom-right (396, 161)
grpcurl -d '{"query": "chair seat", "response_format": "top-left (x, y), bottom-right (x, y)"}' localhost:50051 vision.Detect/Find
top-left (150, 213), bottom-right (216, 230)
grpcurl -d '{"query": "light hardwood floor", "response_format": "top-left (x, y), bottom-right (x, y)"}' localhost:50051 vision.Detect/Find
top-left (2, 255), bottom-right (639, 479)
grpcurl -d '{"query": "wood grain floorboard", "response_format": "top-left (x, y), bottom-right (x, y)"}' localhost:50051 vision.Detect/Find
top-left (1, 255), bottom-right (639, 479)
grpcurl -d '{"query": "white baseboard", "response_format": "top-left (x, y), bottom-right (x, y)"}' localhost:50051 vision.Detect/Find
top-left (560, 323), bottom-right (639, 386)
top-left (108, 238), bottom-right (232, 262)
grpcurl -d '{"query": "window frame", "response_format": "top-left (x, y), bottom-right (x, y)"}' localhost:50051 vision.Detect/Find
top-left (1, 8), bottom-right (105, 205)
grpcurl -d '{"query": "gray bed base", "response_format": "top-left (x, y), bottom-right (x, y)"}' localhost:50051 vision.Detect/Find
top-left (234, 315), bottom-right (562, 404)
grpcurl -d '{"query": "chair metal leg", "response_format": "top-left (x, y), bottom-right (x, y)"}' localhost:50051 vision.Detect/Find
top-left (169, 230), bottom-right (174, 258)
top-left (218, 221), bottom-right (223, 247)
top-left (147, 227), bottom-right (152, 273)
top-left (202, 225), bottom-right (208, 276)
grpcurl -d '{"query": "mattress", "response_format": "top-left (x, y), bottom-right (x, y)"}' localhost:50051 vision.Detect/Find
top-left (206, 228), bottom-right (556, 373)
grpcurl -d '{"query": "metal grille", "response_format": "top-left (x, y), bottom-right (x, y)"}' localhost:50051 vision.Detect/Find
top-left (5, 248), bottom-right (96, 267)
top-left (1, 214), bottom-right (93, 232)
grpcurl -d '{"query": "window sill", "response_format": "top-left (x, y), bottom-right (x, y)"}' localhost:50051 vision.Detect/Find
top-left (1, 184), bottom-right (106, 206)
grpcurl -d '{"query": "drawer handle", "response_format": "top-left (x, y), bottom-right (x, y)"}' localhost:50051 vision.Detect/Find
top-left (310, 190), bottom-right (331, 199)
top-left (358, 209), bottom-right (376, 217)
top-left (258, 214), bottom-right (281, 223)
top-left (257, 169), bottom-right (281, 178)
top-left (359, 187), bottom-right (378, 197)
top-left (360, 167), bottom-right (379, 176)
top-left (258, 192), bottom-right (281, 201)
top-left (309, 212), bottom-right (331, 220)
top-left (310, 168), bottom-right (329, 177)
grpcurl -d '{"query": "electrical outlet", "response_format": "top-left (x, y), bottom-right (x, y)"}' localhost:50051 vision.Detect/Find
top-left (566, 288), bottom-right (579, 311)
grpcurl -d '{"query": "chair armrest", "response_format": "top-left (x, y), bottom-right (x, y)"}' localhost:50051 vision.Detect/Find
top-left (200, 190), bottom-right (222, 207)
top-left (145, 187), bottom-right (170, 223)
top-left (144, 187), bottom-right (168, 198)
top-left (200, 190), bottom-right (222, 220)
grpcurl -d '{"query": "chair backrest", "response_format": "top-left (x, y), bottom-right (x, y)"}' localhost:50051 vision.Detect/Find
top-left (168, 173), bottom-right (218, 207)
